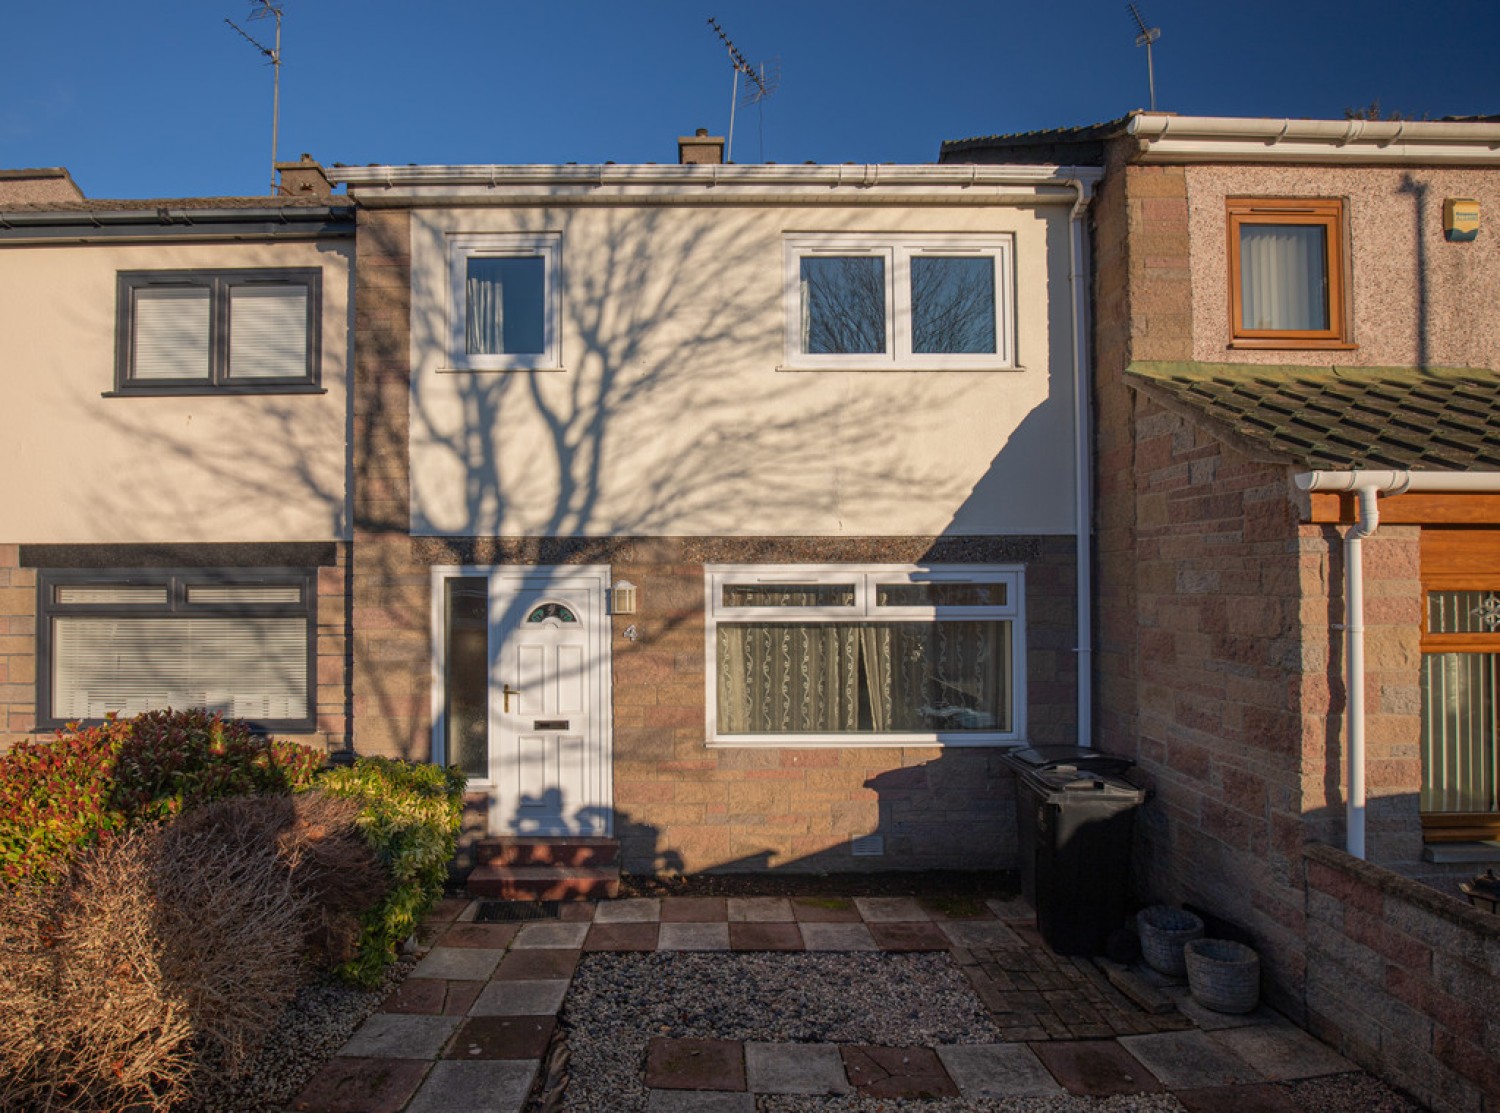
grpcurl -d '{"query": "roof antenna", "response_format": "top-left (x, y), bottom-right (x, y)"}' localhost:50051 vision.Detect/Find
top-left (1127, 4), bottom-right (1161, 112)
top-left (707, 18), bottom-right (778, 163)
top-left (225, 1), bottom-right (284, 195)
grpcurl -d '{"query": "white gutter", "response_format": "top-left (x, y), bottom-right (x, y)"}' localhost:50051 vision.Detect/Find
top-left (1127, 113), bottom-right (1500, 166)
top-left (1068, 178), bottom-right (1095, 747)
top-left (1295, 469), bottom-right (1500, 858)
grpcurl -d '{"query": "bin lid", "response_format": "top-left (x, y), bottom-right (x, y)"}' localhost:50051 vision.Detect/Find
top-left (1001, 745), bottom-right (1134, 777)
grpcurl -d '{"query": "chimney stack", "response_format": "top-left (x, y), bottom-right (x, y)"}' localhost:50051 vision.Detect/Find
top-left (276, 154), bottom-right (333, 197)
top-left (678, 128), bottom-right (726, 166)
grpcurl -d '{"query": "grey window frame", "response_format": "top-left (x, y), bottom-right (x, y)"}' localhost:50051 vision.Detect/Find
top-left (36, 567), bottom-right (318, 733)
top-left (113, 268), bottom-right (323, 394)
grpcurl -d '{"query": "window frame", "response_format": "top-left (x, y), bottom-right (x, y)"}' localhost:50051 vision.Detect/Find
top-left (781, 234), bottom-right (1015, 371)
top-left (114, 268), bottom-right (323, 394)
top-left (1225, 197), bottom-right (1352, 350)
top-left (704, 563), bottom-right (1026, 747)
top-left (36, 567), bottom-right (317, 734)
top-left (447, 232), bottom-right (563, 372)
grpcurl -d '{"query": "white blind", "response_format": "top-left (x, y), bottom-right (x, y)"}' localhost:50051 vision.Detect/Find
top-left (55, 586), bottom-right (169, 605)
top-left (228, 285), bottom-right (308, 379)
top-left (133, 287), bottom-right (211, 380)
top-left (1239, 225), bottom-right (1328, 331)
top-left (187, 585), bottom-right (302, 604)
top-left (52, 616), bottom-right (308, 721)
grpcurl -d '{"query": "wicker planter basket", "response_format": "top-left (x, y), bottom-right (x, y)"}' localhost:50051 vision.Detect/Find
top-left (1136, 906), bottom-right (1204, 976)
top-left (1185, 938), bottom-right (1261, 1013)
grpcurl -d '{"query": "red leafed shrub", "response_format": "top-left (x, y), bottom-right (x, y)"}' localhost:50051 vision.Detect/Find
top-left (0, 709), bottom-right (323, 885)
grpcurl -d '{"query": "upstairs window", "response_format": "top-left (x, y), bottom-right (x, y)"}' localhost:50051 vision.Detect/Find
top-left (448, 233), bottom-right (562, 371)
top-left (115, 269), bottom-right (321, 393)
top-left (1226, 198), bottom-right (1350, 349)
top-left (783, 235), bottom-right (1013, 369)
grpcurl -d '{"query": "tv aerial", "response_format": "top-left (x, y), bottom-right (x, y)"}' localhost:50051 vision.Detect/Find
top-left (1127, 4), bottom-right (1161, 112)
top-left (225, 1), bottom-right (284, 195)
top-left (707, 17), bottom-right (779, 163)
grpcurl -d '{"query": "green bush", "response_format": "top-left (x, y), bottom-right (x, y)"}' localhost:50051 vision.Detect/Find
top-left (317, 756), bottom-right (467, 985)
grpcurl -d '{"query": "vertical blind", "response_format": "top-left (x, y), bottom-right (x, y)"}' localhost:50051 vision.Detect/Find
top-left (1421, 652), bottom-right (1499, 814)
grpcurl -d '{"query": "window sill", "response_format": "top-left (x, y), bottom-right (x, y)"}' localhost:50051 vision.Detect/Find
top-left (1227, 339), bottom-right (1357, 351)
top-left (104, 384), bottom-right (327, 398)
top-left (775, 364), bottom-right (1024, 374)
top-left (437, 366), bottom-right (567, 375)
top-left (707, 735), bottom-right (1021, 749)
top-left (1422, 840), bottom-right (1500, 864)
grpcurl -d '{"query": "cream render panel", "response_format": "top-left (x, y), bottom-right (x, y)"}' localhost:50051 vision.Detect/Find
top-left (0, 240), bottom-right (350, 543)
top-left (408, 201), bottom-right (1076, 537)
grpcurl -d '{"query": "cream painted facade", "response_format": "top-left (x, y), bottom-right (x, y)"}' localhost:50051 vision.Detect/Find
top-left (0, 238), bottom-right (351, 543)
top-left (392, 174), bottom-right (1088, 538)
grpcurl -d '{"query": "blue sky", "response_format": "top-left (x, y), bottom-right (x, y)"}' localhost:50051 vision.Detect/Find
top-left (4, 1), bottom-right (1497, 199)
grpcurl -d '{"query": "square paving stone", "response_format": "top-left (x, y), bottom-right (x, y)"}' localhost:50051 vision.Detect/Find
top-left (410, 946), bottom-right (505, 981)
top-left (841, 1044), bottom-right (960, 1098)
top-left (585, 922), bottom-right (660, 951)
top-left (645, 1037), bottom-right (747, 1091)
top-left (1174, 995), bottom-right (1281, 1031)
top-left (940, 921), bottom-right (1025, 949)
top-left (1118, 1031), bottom-right (1261, 1088)
top-left (937, 1044), bottom-right (1063, 1098)
top-left (647, 1091), bottom-right (755, 1112)
top-left (445, 1015), bottom-right (556, 1060)
top-left (729, 922), bottom-right (804, 951)
top-left (472, 978), bottom-right (570, 1016)
top-left (512, 921), bottom-right (591, 949)
top-left (291, 1056), bottom-right (430, 1113)
top-left (341, 1013), bottom-right (460, 1059)
top-left (594, 898), bottom-right (660, 923)
top-left (919, 897), bottom-right (999, 921)
top-left (659, 921), bottom-right (731, 950)
top-left (661, 896), bottom-right (727, 922)
top-left (745, 1042), bottom-right (852, 1094)
top-left (1174, 1082), bottom-right (1302, 1113)
top-left (1209, 1022), bottom-right (1355, 1081)
top-left (869, 921), bottom-right (951, 951)
top-left (799, 922), bottom-right (877, 951)
top-left (440, 922), bottom-right (521, 949)
top-left (727, 897), bottom-right (794, 922)
top-left (405, 1059), bottom-right (537, 1113)
top-left (495, 948), bottom-right (580, 980)
top-left (379, 978), bottom-right (482, 1016)
top-left (1030, 1039), bottom-right (1164, 1096)
top-left (557, 902), bottom-right (596, 922)
top-left (854, 897), bottom-right (931, 922)
top-left (790, 897), bottom-right (861, 922)
top-left (986, 897), bottom-right (1035, 921)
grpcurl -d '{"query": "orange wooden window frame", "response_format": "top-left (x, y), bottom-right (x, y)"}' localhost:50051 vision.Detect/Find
top-left (1226, 197), bottom-right (1352, 350)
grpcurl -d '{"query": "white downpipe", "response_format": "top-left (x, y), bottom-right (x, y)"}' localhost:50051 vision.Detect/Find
top-left (1296, 469), bottom-right (1500, 858)
top-left (1069, 178), bottom-right (1095, 747)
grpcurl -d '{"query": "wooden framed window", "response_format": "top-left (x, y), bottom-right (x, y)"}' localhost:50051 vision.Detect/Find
top-left (1226, 198), bottom-right (1351, 350)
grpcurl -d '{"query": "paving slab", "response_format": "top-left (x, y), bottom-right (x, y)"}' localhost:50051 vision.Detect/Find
top-left (340, 1013), bottom-right (460, 1059)
top-left (378, 978), bottom-right (482, 1017)
top-left (745, 1042), bottom-right (852, 1094)
top-left (424, 896), bottom-right (472, 924)
top-left (660, 896), bottom-right (727, 922)
top-left (1209, 1022), bottom-right (1355, 1081)
top-left (584, 922), bottom-right (660, 951)
top-left (557, 902), bottom-right (596, 922)
top-left (404, 1059), bottom-right (537, 1113)
top-left (790, 896), bottom-right (862, 922)
top-left (1030, 1039), bottom-right (1165, 1095)
top-left (410, 946), bottom-right (505, 982)
top-left (868, 921), bottom-right (951, 951)
top-left (798, 922), bottom-right (877, 951)
top-left (494, 948), bottom-right (580, 980)
top-left (594, 897), bottom-right (660, 923)
top-left (936, 1043), bottom-right (1063, 1098)
top-left (841, 1044), bottom-right (960, 1098)
top-left (646, 1091), bottom-right (756, 1112)
top-left (444, 1015), bottom-right (556, 1060)
top-left (729, 921), bottom-right (804, 951)
top-left (645, 1037), bottom-right (747, 1091)
top-left (919, 897), bottom-right (998, 921)
top-left (1174, 1082), bottom-right (1303, 1112)
top-left (986, 897), bottom-right (1034, 921)
top-left (658, 921), bottom-right (731, 951)
top-left (940, 920), bottom-right (1025, 949)
top-left (1118, 1030), bottom-right (1261, 1088)
top-left (1174, 994), bottom-right (1284, 1031)
top-left (471, 978), bottom-right (570, 1017)
top-left (511, 921), bottom-right (591, 949)
top-left (727, 896), bottom-right (794, 922)
top-left (854, 896), bottom-right (931, 922)
top-left (440, 922), bottom-right (521, 949)
top-left (289, 1056), bottom-right (430, 1113)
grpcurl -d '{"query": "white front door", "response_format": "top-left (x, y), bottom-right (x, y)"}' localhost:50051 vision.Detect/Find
top-left (488, 568), bottom-right (612, 836)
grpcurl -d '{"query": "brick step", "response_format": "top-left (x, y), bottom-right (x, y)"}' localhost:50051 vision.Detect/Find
top-left (467, 863), bottom-right (621, 901)
top-left (473, 836), bottom-right (620, 868)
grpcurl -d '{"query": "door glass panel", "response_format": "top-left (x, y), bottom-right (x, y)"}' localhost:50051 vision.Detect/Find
top-left (1421, 652), bottom-right (1499, 813)
top-left (1428, 590), bottom-right (1500, 635)
top-left (444, 577), bottom-right (489, 780)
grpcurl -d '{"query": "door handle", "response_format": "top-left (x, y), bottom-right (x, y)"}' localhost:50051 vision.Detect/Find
top-left (502, 684), bottom-right (519, 712)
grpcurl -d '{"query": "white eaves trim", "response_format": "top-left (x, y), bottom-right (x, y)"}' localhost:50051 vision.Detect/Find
top-left (1128, 113), bottom-right (1500, 166)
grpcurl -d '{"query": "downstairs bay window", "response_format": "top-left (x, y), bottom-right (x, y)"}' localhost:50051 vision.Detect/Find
top-left (706, 565), bottom-right (1024, 746)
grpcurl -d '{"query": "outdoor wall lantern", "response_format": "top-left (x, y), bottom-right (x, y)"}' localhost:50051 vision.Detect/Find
top-left (611, 580), bottom-right (638, 615)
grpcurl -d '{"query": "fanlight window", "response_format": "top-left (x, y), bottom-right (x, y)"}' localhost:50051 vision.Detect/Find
top-left (526, 602), bottom-right (578, 625)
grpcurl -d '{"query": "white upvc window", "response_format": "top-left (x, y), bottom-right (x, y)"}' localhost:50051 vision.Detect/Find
top-left (705, 564), bottom-right (1025, 747)
top-left (782, 235), bottom-right (1014, 370)
top-left (448, 232), bottom-right (562, 371)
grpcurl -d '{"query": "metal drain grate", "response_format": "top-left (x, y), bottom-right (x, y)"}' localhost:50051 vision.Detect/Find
top-left (475, 900), bottom-right (563, 923)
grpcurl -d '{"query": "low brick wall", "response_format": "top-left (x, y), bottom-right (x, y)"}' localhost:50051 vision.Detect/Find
top-left (1303, 843), bottom-right (1500, 1113)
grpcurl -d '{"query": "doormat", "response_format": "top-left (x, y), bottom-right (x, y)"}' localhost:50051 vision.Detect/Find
top-left (475, 900), bottom-right (563, 923)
